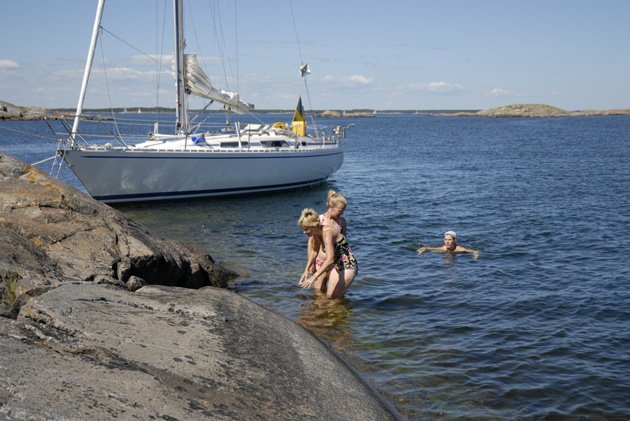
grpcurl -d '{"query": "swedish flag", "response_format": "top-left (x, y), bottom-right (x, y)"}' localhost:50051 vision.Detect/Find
top-left (292, 96), bottom-right (305, 122)
top-left (291, 96), bottom-right (306, 136)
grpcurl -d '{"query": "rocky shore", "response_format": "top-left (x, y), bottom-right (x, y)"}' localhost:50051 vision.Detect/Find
top-left (0, 152), bottom-right (399, 420)
top-left (449, 103), bottom-right (630, 117)
top-left (0, 100), bottom-right (67, 121)
top-left (3, 98), bottom-right (629, 120)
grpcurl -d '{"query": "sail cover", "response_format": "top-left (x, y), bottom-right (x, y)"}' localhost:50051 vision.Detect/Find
top-left (184, 54), bottom-right (254, 113)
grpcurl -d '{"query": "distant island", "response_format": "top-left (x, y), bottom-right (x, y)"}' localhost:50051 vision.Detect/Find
top-left (320, 110), bottom-right (374, 118)
top-left (0, 100), bottom-right (68, 120)
top-left (2, 99), bottom-right (630, 120)
top-left (447, 103), bottom-right (630, 117)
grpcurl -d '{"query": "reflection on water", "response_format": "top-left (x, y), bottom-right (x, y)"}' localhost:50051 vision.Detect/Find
top-left (297, 292), bottom-right (354, 350)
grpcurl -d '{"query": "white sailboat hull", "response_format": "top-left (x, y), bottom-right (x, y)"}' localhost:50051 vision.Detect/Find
top-left (62, 146), bottom-right (343, 203)
top-left (62, 0), bottom-right (349, 203)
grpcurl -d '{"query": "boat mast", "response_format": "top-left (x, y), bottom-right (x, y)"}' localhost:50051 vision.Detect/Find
top-left (70, 0), bottom-right (105, 145)
top-left (174, 0), bottom-right (187, 134)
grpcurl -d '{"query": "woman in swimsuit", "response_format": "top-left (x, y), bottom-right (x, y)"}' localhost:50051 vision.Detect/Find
top-left (298, 208), bottom-right (358, 298)
top-left (299, 190), bottom-right (348, 291)
top-left (417, 230), bottom-right (479, 260)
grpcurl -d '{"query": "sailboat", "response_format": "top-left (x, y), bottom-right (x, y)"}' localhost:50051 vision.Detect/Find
top-left (58, 0), bottom-right (347, 203)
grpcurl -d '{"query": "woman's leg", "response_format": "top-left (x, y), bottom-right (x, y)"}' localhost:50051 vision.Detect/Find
top-left (325, 268), bottom-right (357, 299)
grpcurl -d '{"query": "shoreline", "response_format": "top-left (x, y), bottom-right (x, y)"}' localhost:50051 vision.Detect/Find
top-left (3, 99), bottom-right (630, 120)
top-left (446, 103), bottom-right (630, 117)
top-left (0, 152), bottom-right (400, 420)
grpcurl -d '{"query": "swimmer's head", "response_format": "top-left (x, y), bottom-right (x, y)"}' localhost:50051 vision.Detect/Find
top-left (444, 231), bottom-right (457, 250)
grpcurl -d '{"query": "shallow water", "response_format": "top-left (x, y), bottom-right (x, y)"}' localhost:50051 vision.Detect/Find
top-left (2, 114), bottom-right (629, 419)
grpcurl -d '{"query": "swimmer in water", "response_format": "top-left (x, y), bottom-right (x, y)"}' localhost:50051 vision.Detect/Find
top-left (417, 231), bottom-right (479, 260)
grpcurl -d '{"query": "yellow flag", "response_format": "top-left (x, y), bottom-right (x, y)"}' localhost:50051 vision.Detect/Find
top-left (291, 96), bottom-right (306, 136)
top-left (292, 96), bottom-right (305, 122)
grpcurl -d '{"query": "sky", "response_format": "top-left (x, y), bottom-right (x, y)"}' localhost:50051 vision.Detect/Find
top-left (1, 0), bottom-right (629, 111)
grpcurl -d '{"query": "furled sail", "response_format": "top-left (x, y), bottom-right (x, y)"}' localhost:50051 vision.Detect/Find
top-left (183, 54), bottom-right (254, 113)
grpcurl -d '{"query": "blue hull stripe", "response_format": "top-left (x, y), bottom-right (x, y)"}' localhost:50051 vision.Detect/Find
top-left (79, 151), bottom-right (342, 160)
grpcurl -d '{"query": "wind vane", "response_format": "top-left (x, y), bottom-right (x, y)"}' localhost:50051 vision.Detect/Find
top-left (299, 63), bottom-right (311, 77)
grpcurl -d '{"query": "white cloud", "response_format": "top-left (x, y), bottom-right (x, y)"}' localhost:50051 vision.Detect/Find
top-left (322, 74), bottom-right (373, 87)
top-left (93, 66), bottom-right (172, 80)
top-left (486, 87), bottom-right (560, 98)
top-left (129, 54), bottom-right (173, 65)
top-left (0, 59), bottom-right (20, 70)
top-left (411, 81), bottom-right (463, 92)
top-left (487, 87), bottom-right (512, 96)
top-left (426, 81), bottom-right (463, 92)
top-left (129, 54), bottom-right (223, 68)
top-left (348, 74), bottom-right (373, 85)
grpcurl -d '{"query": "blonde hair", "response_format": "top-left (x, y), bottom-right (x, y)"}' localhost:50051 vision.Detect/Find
top-left (327, 190), bottom-right (347, 209)
top-left (298, 208), bottom-right (320, 228)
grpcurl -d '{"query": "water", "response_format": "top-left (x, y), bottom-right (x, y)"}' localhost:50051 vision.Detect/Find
top-left (2, 114), bottom-right (629, 419)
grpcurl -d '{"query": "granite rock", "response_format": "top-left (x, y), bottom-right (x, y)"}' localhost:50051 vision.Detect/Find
top-left (0, 152), bottom-right (236, 300)
top-left (0, 152), bottom-right (399, 420)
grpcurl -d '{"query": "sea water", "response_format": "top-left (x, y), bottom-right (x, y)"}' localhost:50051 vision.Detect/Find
top-left (2, 113), bottom-right (629, 419)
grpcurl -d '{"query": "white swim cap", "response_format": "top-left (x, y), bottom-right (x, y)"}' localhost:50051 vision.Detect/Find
top-left (444, 231), bottom-right (457, 239)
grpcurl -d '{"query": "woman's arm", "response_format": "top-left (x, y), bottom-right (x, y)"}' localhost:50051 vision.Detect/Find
top-left (299, 236), bottom-right (317, 283)
top-left (300, 235), bottom-right (325, 285)
top-left (455, 245), bottom-right (480, 260)
top-left (310, 228), bottom-right (337, 285)
top-left (417, 245), bottom-right (445, 254)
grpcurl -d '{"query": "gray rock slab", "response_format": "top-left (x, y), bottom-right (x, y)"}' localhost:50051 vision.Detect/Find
top-left (1, 283), bottom-right (398, 420)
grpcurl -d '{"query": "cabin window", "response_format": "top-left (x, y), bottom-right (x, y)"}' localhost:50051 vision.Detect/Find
top-left (220, 141), bottom-right (249, 148)
top-left (261, 140), bottom-right (288, 148)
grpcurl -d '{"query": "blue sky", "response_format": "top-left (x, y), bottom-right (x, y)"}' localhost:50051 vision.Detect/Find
top-left (1, 0), bottom-right (629, 111)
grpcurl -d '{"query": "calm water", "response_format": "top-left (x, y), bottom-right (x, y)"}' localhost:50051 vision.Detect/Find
top-left (2, 114), bottom-right (630, 419)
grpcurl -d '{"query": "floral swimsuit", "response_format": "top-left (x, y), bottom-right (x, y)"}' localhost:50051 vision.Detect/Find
top-left (319, 215), bottom-right (357, 272)
top-left (333, 235), bottom-right (358, 273)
